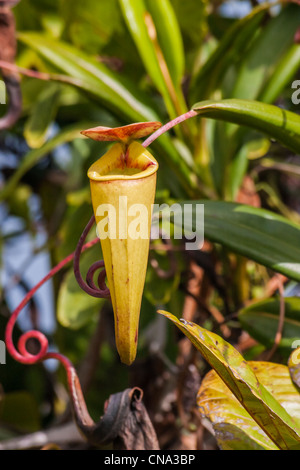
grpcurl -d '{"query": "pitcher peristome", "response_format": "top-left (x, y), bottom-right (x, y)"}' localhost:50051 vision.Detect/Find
top-left (82, 123), bottom-right (160, 365)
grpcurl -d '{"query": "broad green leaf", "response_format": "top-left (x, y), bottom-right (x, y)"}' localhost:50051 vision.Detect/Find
top-left (238, 297), bottom-right (300, 357)
top-left (0, 122), bottom-right (92, 202)
top-left (57, 244), bottom-right (106, 329)
top-left (198, 362), bottom-right (300, 450)
top-left (159, 311), bottom-right (300, 450)
top-left (192, 99), bottom-right (300, 155)
top-left (173, 200), bottom-right (300, 281)
top-left (24, 83), bottom-right (61, 148)
top-left (232, 4), bottom-right (300, 101)
top-left (145, 0), bottom-right (184, 89)
top-left (198, 368), bottom-right (277, 450)
top-left (244, 361), bottom-right (300, 427)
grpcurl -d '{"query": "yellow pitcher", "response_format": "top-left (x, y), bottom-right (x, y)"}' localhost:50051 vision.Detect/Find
top-left (81, 122), bottom-right (161, 365)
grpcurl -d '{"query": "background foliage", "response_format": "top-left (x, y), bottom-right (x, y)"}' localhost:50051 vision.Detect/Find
top-left (1, 0), bottom-right (300, 450)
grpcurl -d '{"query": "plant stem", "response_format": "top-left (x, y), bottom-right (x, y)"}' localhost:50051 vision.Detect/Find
top-left (142, 110), bottom-right (198, 148)
top-left (0, 60), bottom-right (84, 86)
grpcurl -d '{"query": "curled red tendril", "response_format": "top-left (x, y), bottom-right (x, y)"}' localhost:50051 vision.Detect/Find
top-left (5, 231), bottom-right (101, 365)
top-left (4, 220), bottom-right (111, 438)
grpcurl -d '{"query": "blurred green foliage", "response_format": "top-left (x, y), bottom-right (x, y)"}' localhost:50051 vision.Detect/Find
top-left (1, 0), bottom-right (300, 450)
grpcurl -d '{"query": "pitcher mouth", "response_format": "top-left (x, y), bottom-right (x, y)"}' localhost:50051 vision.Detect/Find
top-left (87, 141), bottom-right (159, 182)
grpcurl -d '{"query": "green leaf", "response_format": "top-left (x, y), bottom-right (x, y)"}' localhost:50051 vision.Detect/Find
top-left (171, 0), bottom-right (206, 48)
top-left (232, 3), bottom-right (300, 101)
top-left (174, 200), bottom-right (300, 281)
top-left (198, 362), bottom-right (300, 450)
top-left (194, 81), bottom-right (291, 197)
top-left (259, 44), bottom-right (300, 104)
top-left (24, 83), bottom-right (61, 148)
top-left (57, 244), bottom-right (106, 329)
top-left (18, 33), bottom-right (195, 195)
top-left (205, 118), bottom-right (229, 197)
top-left (227, 133), bottom-right (270, 200)
top-left (0, 122), bottom-right (91, 202)
top-left (118, 0), bottom-right (177, 118)
top-left (227, 141), bottom-right (254, 200)
top-left (192, 99), bottom-right (300, 155)
top-left (238, 297), bottom-right (300, 357)
top-left (196, 7), bottom-right (300, 196)
top-left (159, 311), bottom-right (300, 450)
top-left (190, 3), bottom-right (268, 101)
top-left (18, 32), bottom-right (160, 123)
top-left (145, 0), bottom-right (185, 88)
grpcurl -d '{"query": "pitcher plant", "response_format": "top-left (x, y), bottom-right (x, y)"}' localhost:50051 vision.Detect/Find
top-left (81, 122), bottom-right (161, 365)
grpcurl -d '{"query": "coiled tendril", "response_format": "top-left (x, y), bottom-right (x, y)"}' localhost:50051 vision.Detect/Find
top-left (5, 215), bottom-right (109, 365)
top-left (73, 215), bottom-right (110, 299)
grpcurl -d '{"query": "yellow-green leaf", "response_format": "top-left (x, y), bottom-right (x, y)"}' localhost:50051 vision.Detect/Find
top-left (198, 362), bottom-right (300, 450)
top-left (159, 310), bottom-right (300, 450)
